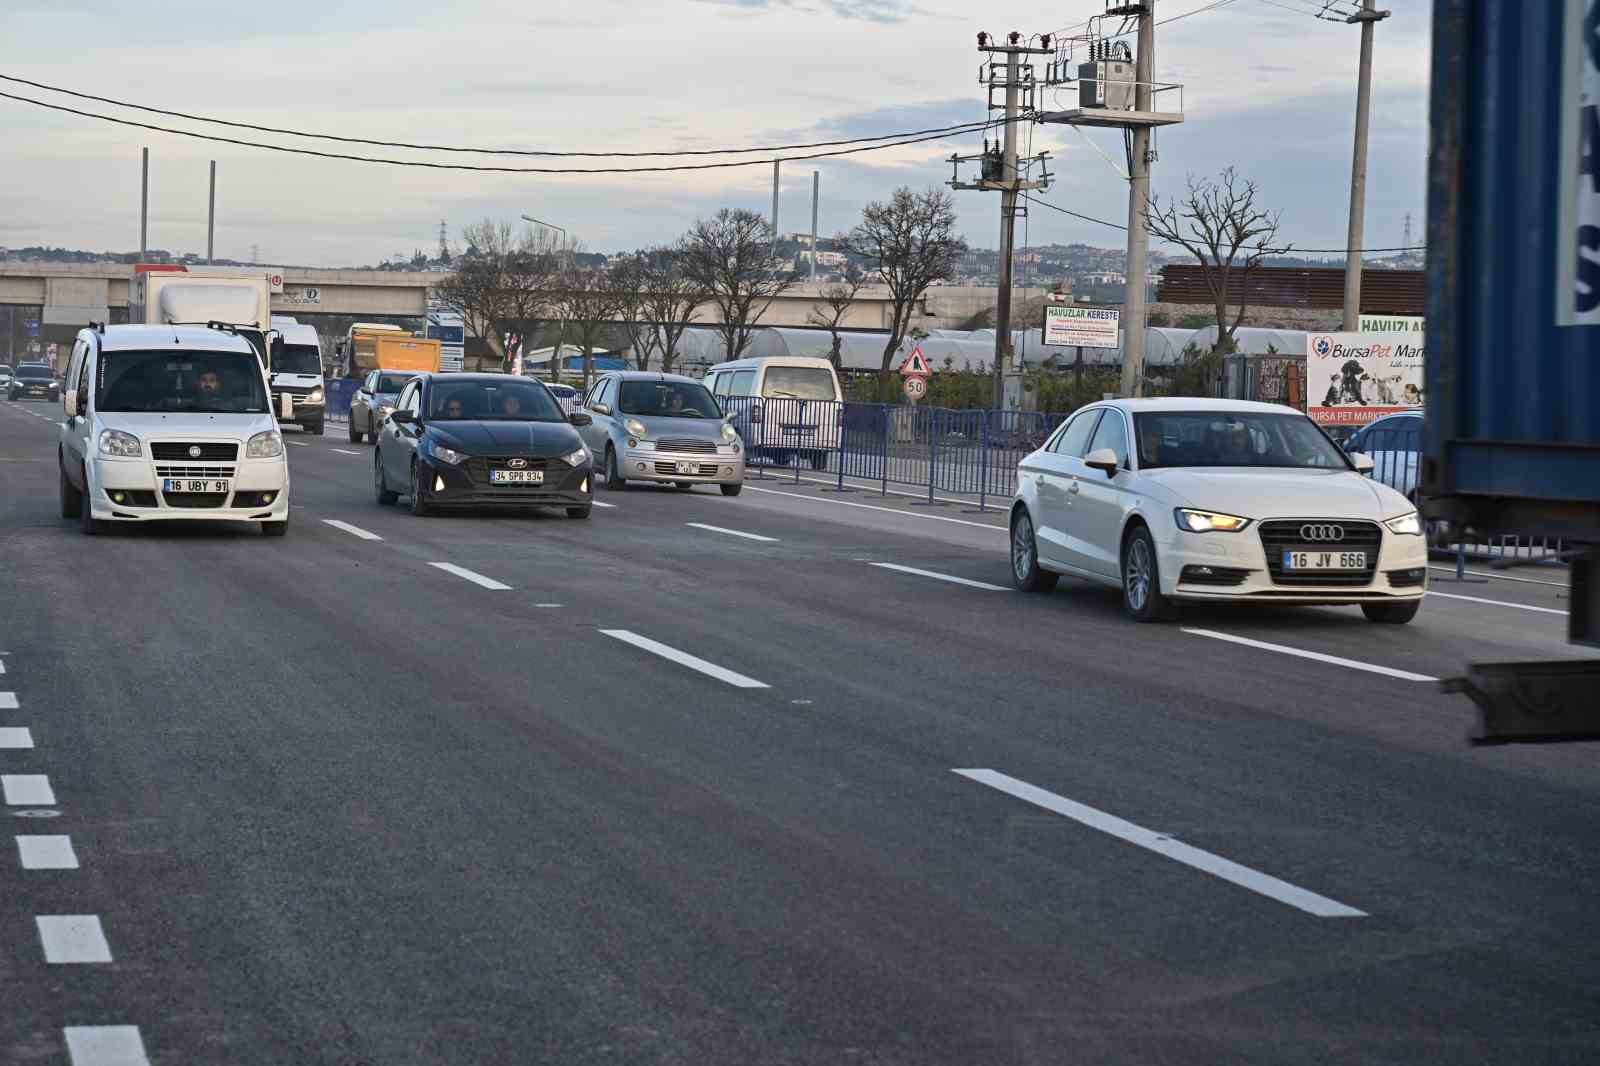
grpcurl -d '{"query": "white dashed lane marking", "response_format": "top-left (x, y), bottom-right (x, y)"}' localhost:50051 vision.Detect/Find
top-left (592, 500), bottom-right (617, 509)
top-left (955, 769), bottom-right (1368, 918)
top-left (0, 727), bottom-right (35, 748)
top-left (37, 915), bottom-right (113, 963)
top-left (600, 630), bottom-right (770, 689)
top-left (330, 448), bottom-right (362, 456)
top-left (1182, 628), bottom-right (1438, 683)
top-left (3, 774), bottom-right (56, 805)
top-left (685, 522), bottom-right (778, 543)
top-left (64, 1026), bottom-right (151, 1066)
top-left (0, 691), bottom-right (17, 709)
top-left (869, 562), bottom-right (1009, 591)
top-left (17, 835), bottom-right (79, 870)
top-left (322, 519), bottom-right (384, 541)
top-left (429, 562), bottom-right (512, 590)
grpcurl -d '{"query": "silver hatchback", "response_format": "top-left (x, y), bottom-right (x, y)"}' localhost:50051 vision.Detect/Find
top-left (576, 372), bottom-right (745, 495)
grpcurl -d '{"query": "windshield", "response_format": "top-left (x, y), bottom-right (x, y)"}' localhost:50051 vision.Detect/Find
top-left (761, 366), bottom-right (836, 400)
top-left (428, 379), bottom-right (565, 421)
top-left (96, 349), bottom-right (269, 414)
top-left (376, 373), bottom-right (416, 394)
top-left (16, 365), bottom-right (53, 381)
top-left (1134, 411), bottom-right (1350, 470)
top-left (618, 380), bottom-right (721, 419)
top-left (274, 344), bottom-right (322, 376)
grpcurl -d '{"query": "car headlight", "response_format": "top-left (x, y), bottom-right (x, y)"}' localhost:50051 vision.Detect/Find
top-left (1175, 508), bottom-right (1252, 533)
top-left (1385, 511), bottom-right (1422, 536)
top-left (563, 447), bottom-right (590, 467)
top-left (431, 444), bottom-right (467, 465)
top-left (625, 418), bottom-right (648, 439)
top-left (308, 386), bottom-right (324, 404)
top-left (97, 429), bottom-right (142, 458)
top-left (721, 423), bottom-right (739, 442)
top-left (245, 430), bottom-right (284, 459)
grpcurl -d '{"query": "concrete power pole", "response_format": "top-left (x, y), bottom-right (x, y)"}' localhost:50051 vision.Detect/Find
top-left (207, 160), bottom-right (216, 265)
top-left (139, 147), bottom-right (149, 261)
top-left (992, 46), bottom-right (1024, 410)
top-left (1119, 2), bottom-right (1156, 398)
top-left (771, 161), bottom-right (781, 265)
top-left (1341, 0), bottom-right (1390, 331)
top-left (810, 171), bottom-right (820, 282)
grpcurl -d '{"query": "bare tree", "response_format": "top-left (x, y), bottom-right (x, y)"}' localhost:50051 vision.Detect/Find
top-left (681, 208), bottom-right (796, 361)
top-left (433, 219), bottom-right (560, 370)
top-left (608, 254), bottom-right (655, 371)
top-left (844, 187), bottom-right (964, 383)
top-left (805, 258), bottom-right (866, 369)
top-left (638, 244), bottom-right (708, 374)
top-left (554, 259), bottom-right (625, 392)
top-left (1146, 167), bottom-right (1287, 355)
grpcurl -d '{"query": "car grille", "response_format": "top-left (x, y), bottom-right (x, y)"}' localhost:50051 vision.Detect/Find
top-left (656, 438), bottom-right (717, 454)
top-left (151, 442), bottom-right (238, 461)
top-left (156, 465), bottom-right (236, 479)
top-left (162, 492), bottom-right (229, 509)
top-left (654, 461), bottom-right (721, 476)
top-left (276, 384), bottom-right (319, 397)
top-left (1258, 519), bottom-right (1382, 586)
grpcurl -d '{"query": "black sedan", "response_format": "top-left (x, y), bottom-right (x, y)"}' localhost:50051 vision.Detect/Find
top-left (8, 363), bottom-right (60, 403)
top-left (373, 373), bottom-right (595, 518)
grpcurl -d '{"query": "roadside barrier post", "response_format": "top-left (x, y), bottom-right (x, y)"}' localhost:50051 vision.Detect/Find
top-left (880, 405), bottom-right (889, 498)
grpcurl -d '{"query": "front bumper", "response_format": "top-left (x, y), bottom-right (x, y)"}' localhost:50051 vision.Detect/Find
top-left (9, 387), bottom-right (58, 402)
top-left (89, 455), bottom-right (290, 522)
top-left (1159, 523), bottom-right (1428, 604)
top-left (423, 455), bottom-right (595, 508)
top-left (622, 445), bottom-right (745, 485)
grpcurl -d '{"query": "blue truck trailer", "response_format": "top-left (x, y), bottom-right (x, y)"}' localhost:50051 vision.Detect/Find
top-left (1423, 0), bottom-right (1600, 742)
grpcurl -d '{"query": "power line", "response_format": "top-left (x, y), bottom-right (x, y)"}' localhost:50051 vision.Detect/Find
top-left (0, 71), bottom-right (993, 159)
top-left (1053, 0), bottom-right (1240, 42)
top-left (1025, 195), bottom-right (1422, 252)
top-left (0, 88), bottom-right (1006, 174)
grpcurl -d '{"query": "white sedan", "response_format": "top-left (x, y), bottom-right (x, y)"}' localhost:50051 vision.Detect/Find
top-left (1009, 398), bottom-right (1428, 623)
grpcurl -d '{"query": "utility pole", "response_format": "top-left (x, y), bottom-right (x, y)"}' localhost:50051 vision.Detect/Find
top-left (806, 168), bottom-right (819, 280)
top-left (139, 147), bottom-right (149, 261)
top-left (771, 161), bottom-right (781, 266)
top-left (1119, 1), bottom-right (1155, 398)
top-left (207, 160), bottom-right (217, 265)
top-left (1341, 0), bottom-right (1390, 331)
top-left (949, 32), bottom-right (1053, 409)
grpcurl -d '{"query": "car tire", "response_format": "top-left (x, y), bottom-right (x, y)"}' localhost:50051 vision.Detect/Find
top-left (1121, 525), bottom-right (1178, 622)
top-left (604, 446), bottom-right (626, 491)
top-left (675, 481), bottom-right (694, 491)
top-left (1362, 600), bottom-right (1421, 624)
top-left (348, 418), bottom-right (361, 444)
top-left (374, 453), bottom-right (398, 505)
top-left (261, 519), bottom-right (288, 537)
top-left (59, 457), bottom-right (82, 520)
top-left (309, 420), bottom-right (324, 437)
top-left (566, 506), bottom-right (592, 520)
top-left (720, 482), bottom-right (743, 497)
top-left (1010, 508), bottom-right (1058, 593)
top-left (408, 460), bottom-right (431, 516)
top-left (79, 470), bottom-right (105, 536)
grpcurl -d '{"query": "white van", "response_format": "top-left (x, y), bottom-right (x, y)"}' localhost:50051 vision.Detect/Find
top-left (269, 316), bottom-right (327, 435)
top-left (57, 323), bottom-right (292, 536)
top-left (703, 356), bottom-right (843, 469)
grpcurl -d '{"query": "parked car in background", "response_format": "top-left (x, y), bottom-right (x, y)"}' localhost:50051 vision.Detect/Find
top-left (703, 356), bottom-right (842, 470)
top-left (0, 366), bottom-right (13, 390)
top-left (374, 372), bottom-right (594, 518)
top-left (348, 369), bottom-right (419, 444)
top-left (1009, 399), bottom-right (1427, 624)
top-left (8, 362), bottom-right (60, 402)
top-left (578, 372), bottom-right (744, 495)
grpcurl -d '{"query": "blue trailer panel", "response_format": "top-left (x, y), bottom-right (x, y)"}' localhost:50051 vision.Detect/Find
top-left (1422, 0), bottom-right (1600, 537)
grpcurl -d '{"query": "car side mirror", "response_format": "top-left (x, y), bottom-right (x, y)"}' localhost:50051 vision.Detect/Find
top-left (1351, 452), bottom-right (1375, 476)
top-left (591, 402), bottom-right (611, 416)
top-left (1084, 447), bottom-right (1121, 477)
top-left (63, 389), bottom-right (78, 418)
top-left (569, 411), bottom-right (592, 427)
top-left (389, 409), bottom-right (415, 425)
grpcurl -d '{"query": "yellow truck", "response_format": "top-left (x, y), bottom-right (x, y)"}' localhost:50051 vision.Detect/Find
top-left (337, 323), bottom-right (443, 378)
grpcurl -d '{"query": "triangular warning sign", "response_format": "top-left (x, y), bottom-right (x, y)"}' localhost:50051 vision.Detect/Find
top-left (900, 345), bottom-right (932, 376)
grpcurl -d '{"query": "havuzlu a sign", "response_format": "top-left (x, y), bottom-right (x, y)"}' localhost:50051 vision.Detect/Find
top-left (1042, 305), bottom-right (1120, 348)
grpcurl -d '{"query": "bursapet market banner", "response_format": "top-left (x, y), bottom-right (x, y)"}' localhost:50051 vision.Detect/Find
top-left (1305, 332), bottom-right (1425, 426)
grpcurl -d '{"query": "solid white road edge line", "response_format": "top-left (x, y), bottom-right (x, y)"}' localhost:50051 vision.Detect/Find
top-left (322, 519), bottom-right (384, 541)
top-left (0, 727), bottom-right (35, 748)
top-left (17, 835), bottom-right (78, 870)
top-left (2, 774), bottom-right (56, 805)
top-left (743, 486), bottom-right (1007, 532)
top-left (600, 629), bottom-right (770, 689)
top-left (428, 562), bottom-right (512, 590)
top-left (63, 1026), bottom-right (151, 1066)
top-left (869, 562), bottom-right (1009, 591)
top-left (1428, 565), bottom-right (1567, 588)
top-left (1427, 590), bottom-right (1567, 616)
top-left (954, 769), bottom-right (1367, 919)
top-left (1182, 628), bottom-right (1438, 682)
top-left (685, 522), bottom-right (778, 543)
top-left (36, 915), bottom-right (113, 963)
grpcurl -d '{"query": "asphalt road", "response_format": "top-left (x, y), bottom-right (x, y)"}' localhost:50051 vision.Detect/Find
top-left (3, 397), bottom-right (1599, 1065)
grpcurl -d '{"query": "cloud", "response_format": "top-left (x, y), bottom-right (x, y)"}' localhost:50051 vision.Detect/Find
top-left (693, 0), bottom-right (923, 22)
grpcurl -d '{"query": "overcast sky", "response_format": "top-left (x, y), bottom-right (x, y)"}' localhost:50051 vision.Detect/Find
top-left (0, 0), bottom-right (1431, 268)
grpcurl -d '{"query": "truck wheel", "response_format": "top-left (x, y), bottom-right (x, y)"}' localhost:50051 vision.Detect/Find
top-left (60, 458), bottom-right (82, 519)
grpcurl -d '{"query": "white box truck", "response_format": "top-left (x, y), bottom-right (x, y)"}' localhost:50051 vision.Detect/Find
top-left (128, 266), bottom-right (274, 367)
